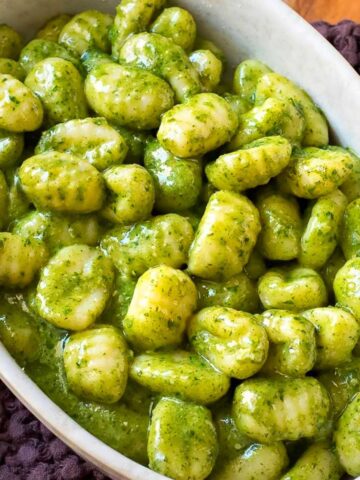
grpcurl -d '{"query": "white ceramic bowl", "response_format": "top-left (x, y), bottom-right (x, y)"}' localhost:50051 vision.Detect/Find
top-left (1, 1), bottom-right (360, 479)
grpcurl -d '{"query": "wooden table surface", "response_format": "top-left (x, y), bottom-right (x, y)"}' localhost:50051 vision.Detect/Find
top-left (286, 0), bottom-right (360, 23)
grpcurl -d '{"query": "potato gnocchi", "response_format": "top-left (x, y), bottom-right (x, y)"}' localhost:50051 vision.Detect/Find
top-left (0, 3), bottom-right (358, 480)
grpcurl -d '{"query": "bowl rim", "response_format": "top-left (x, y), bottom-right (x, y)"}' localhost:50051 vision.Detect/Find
top-left (0, 343), bottom-right (168, 480)
top-left (1, 0), bottom-right (360, 479)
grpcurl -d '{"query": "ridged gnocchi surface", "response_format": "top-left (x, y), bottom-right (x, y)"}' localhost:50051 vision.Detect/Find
top-left (0, 3), bottom-right (359, 479)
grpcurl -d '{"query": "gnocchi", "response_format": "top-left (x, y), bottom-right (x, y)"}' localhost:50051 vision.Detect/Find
top-left (188, 306), bottom-right (269, 379)
top-left (188, 190), bottom-right (261, 281)
top-left (124, 265), bottom-right (197, 350)
top-left (0, 4), bottom-right (359, 479)
top-left (35, 244), bottom-right (114, 330)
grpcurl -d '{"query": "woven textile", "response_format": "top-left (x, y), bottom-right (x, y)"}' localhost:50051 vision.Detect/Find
top-left (313, 19), bottom-right (360, 73)
top-left (0, 383), bottom-right (108, 480)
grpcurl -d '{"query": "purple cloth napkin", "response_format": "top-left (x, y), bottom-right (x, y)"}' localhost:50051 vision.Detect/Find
top-left (0, 383), bottom-right (109, 480)
top-left (313, 19), bottom-right (360, 73)
top-left (1, 18), bottom-right (360, 479)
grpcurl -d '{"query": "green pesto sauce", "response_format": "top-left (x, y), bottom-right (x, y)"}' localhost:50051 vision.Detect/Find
top-left (0, 5), bottom-right (358, 479)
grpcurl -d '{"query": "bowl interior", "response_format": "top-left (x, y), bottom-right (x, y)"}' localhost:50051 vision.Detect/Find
top-left (0, 1), bottom-right (360, 479)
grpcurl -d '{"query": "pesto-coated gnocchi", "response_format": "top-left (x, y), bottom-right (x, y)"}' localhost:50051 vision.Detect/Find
top-left (101, 273), bottom-right (136, 328)
top-left (0, 294), bottom-right (40, 363)
top-left (101, 213), bottom-right (194, 277)
top-left (0, 170), bottom-right (7, 229)
top-left (148, 398), bottom-right (217, 480)
top-left (233, 377), bottom-right (331, 443)
top-left (299, 189), bottom-right (347, 269)
top-left (12, 210), bottom-right (102, 253)
top-left (189, 49), bottom-right (223, 92)
top-left (244, 249), bottom-right (267, 280)
top-left (195, 272), bottom-right (260, 313)
top-left (341, 150), bottom-right (360, 201)
top-left (144, 139), bottom-right (202, 212)
top-left (130, 350), bottom-right (230, 404)
top-left (0, 74), bottom-right (43, 132)
top-left (64, 325), bottom-right (129, 403)
top-left (85, 62), bottom-right (174, 130)
top-left (1, 4), bottom-right (360, 479)
top-left (321, 247), bottom-right (346, 299)
top-left (36, 14), bottom-right (72, 42)
top-left (19, 39), bottom-right (82, 74)
top-left (302, 307), bottom-right (360, 369)
top-left (188, 306), bottom-right (269, 379)
top-left (255, 72), bottom-right (329, 146)
top-left (256, 189), bottom-right (302, 261)
top-left (206, 136), bottom-right (292, 192)
top-left (227, 97), bottom-right (305, 150)
top-left (223, 92), bottom-right (251, 118)
top-left (233, 59), bottom-right (272, 104)
top-left (213, 401), bottom-right (251, 462)
top-left (319, 358), bottom-right (360, 418)
top-left (334, 257), bottom-right (360, 321)
top-left (188, 191), bottom-right (261, 281)
top-left (35, 117), bottom-right (128, 171)
top-left (0, 128), bottom-right (24, 169)
top-left (280, 442), bottom-right (343, 480)
top-left (25, 57), bottom-right (87, 126)
top-left (101, 164), bottom-right (155, 224)
top-left (258, 266), bottom-right (328, 311)
top-left (0, 232), bottom-right (47, 288)
top-left (158, 93), bottom-right (238, 158)
top-left (19, 152), bottom-right (105, 213)
top-left (259, 309), bottom-right (316, 376)
top-left (200, 181), bottom-right (218, 205)
top-left (340, 198), bottom-right (360, 259)
top-left (0, 24), bottom-right (22, 59)
top-left (110, 0), bottom-right (166, 59)
top-left (124, 265), bottom-right (197, 350)
top-left (120, 32), bottom-right (202, 102)
top-left (211, 442), bottom-right (289, 480)
top-left (5, 168), bottom-right (31, 224)
top-left (35, 244), bottom-right (114, 330)
top-left (150, 7), bottom-right (197, 51)
top-left (335, 393), bottom-right (360, 476)
top-left (182, 209), bottom-right (201, 232)
top-left (194, 37), bottom-right (226, 63)
top-left (278, 146), bottom-right (354, 199)
top-left (0, 58), bottom-right (25, 80)
top-left (59, 10), bottom-right (113, 57)
top-left (80, 48), bottom-right (112, 73)
top-left (113, 126), bottom-right (150, 164)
